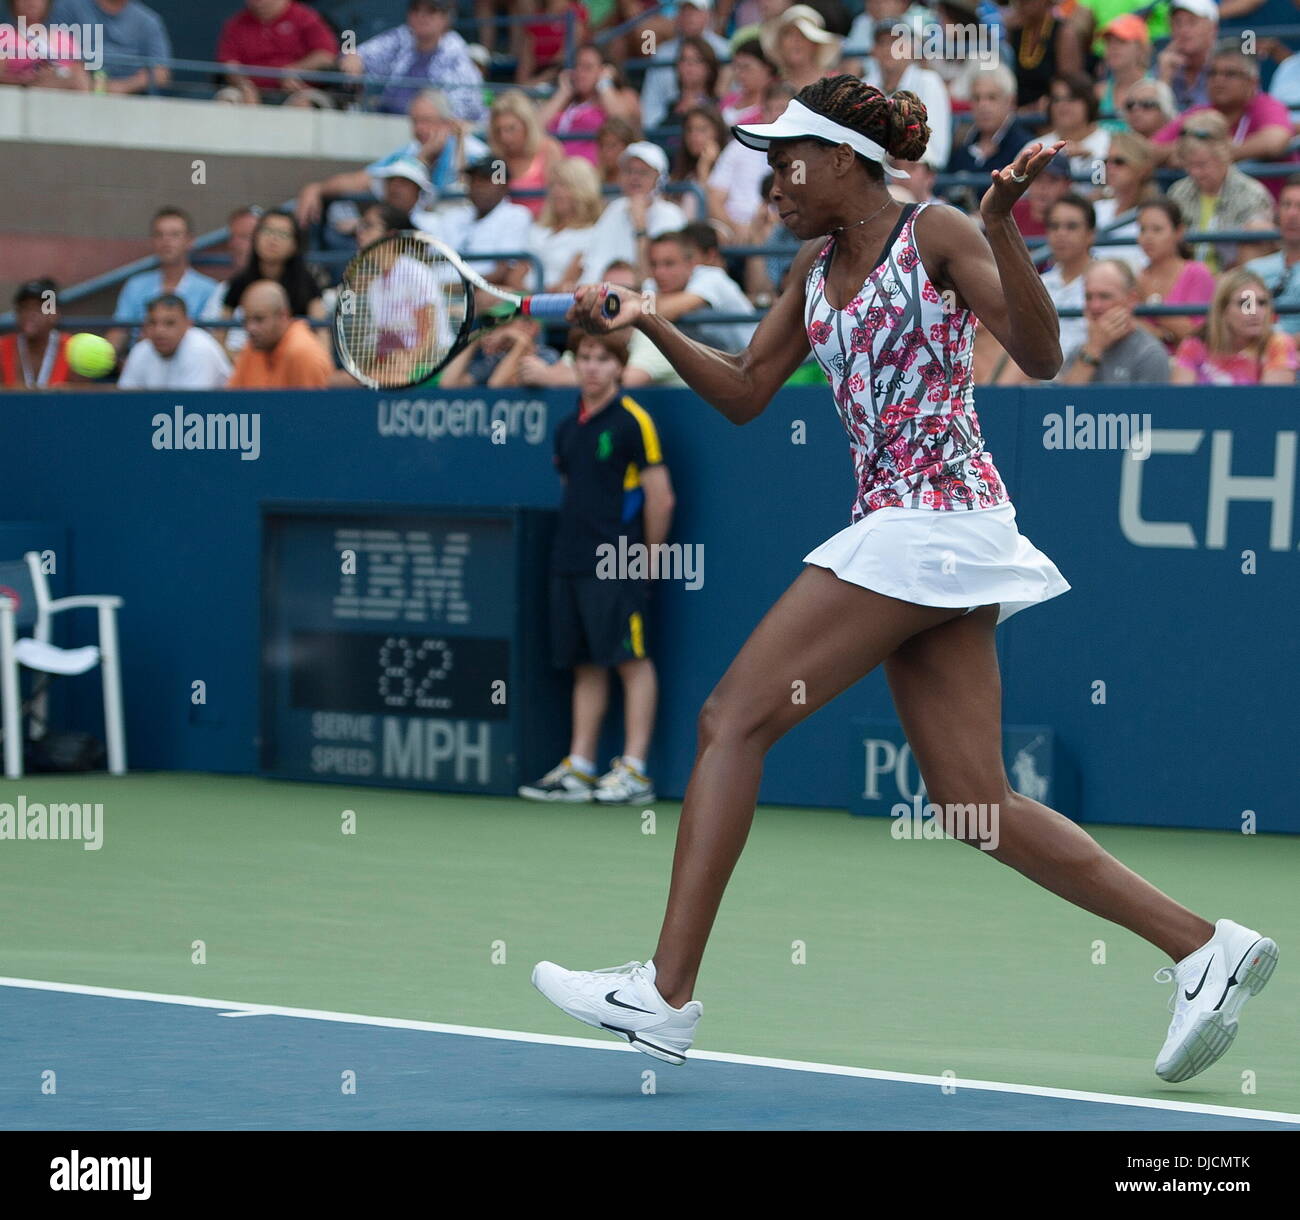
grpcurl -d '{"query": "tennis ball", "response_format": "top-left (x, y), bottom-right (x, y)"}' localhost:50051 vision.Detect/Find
top-left (66, 332), bottom-right (117, 379)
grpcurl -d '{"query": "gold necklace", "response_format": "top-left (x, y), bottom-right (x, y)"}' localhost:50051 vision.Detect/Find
top-left (833, 196), bottom-right (895, 233)
top-left (1018, 12), bottom-right (1053, 72)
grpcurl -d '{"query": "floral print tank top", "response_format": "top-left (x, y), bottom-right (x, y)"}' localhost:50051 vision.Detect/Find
top-left (804, 201), bottom-right (1009, 522)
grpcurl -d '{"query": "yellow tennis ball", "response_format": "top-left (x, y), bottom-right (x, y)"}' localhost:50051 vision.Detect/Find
top-left (66, 332), bottom-right (117, 378)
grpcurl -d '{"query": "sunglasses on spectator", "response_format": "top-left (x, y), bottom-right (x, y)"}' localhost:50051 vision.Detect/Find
top-left (1207, 67), bottom-right (1251, 78)
top-left (1106, 156), bottom-right (1130, 166)
top-left (1125, 98), bottom-right (1160, 109)
top-left (1184, 128), bottom-right (1217, 140)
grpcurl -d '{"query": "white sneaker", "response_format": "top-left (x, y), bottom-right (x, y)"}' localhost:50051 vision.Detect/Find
top-left (1154, 918), bottom-right (1278, 1083)
top-left (517, 757), bottom-right (595, 802)
top-left (592, 757), bottom-right (656, 804)
top-left (531, 959), bottom-right (701, 1065)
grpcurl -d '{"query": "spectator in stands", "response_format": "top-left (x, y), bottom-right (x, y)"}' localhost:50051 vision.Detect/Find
top-left (623, 229), bottom-right (757, 387)
top-left (1095, 15), bottom-right (1152, 131)
top-left (889, 158), bottom-right (943, 205)
top-left (926, 0), bottom-right (996, 112)
top-left (371, 157), bottom-right (437, 223)
top-left (341, 0), bottom-right (485, 121)
top-left (537, 44), bottom-right (640, 166)
top-left (529, 156), bottom-right (606, 291)
top-left (295, 89), bottom-right (488, 236)
top-left (946, 64), bottom-right (1038, 185)
top-left (862, 15), bottom-right (950, 171)
top-left (1267, 25), bottom-right (1300, 110)
top-left (439, 317), bottom-right (563, 387)
top-left (579, 141), bottom-right (687, 283)
top-left (1173, 267), bottom-right (1298, 384)
top-left (418, 156), bottom-right (536, 299)
top-left (1041, 193), bottom-right (1097, 363)
top-left (221, 206), bottom-right (262, 281)
top-left (761, 4), bottom-right (841, 93)
top-left (1002, 0), bottom-right (1084, 111)
top-left (519, 0), bottom-right (590, 83)
top-left (655, 36), bottom-right (724, 138)
top-left (708, 80), bottom-right (794, 233)
top-left (1151, 44), bottom-right (1299, 197)
top-left (488, 90), bottom-right (565, 219)
top-left (1091, 131), bottom-right (1160, 269)
top-left (1165, 111), bottom-right (1275, 273)
top-left (1245, 174), bottom-right (1300, 336)
top-left (669, 105), bottom-right (729, 220)
top-left (1056, 259), bottom-right (1172, 384)
top-left (1120, 77), bottom-right (1177, 138)
top-left (1235, 213), bottom-right (1281, 265)
top-left (227, 281), bottom-right (332, 388)
top-left (52, 0), bottom-right (170, 94)
top-left (1156, 0), bottom-right (1218, 112)
top-left (110, 207), bottom-right (220, 355)
top-left (642, 1), bottom-right (734, 130)
top-left (740, 170), bottom-right (800, 304)
top-left (117, 294), bottom-right (232, 390)
top-left (732, 0), bottom-right (797, 50)
top-left (594, 116), bottom-right (638, 186)
top-left (1, 0), bottom-right (90, 89)
top-left (1011, 148), bottom-right (1073, 240)
top-left (717, 38), bottom-right (777, 125)
top-left (215, 0), bottom-right (339, 108)
top-left (0, 279), bottom-right (71, 389)
top-left (1026, 72), bottom-right (1110, 188)
top-left (208, 209), bottom-right (327, 354)
top-left (1133, 197), bottom-right (1217, 353)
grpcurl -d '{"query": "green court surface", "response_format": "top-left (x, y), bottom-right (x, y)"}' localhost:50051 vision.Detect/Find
top-left (1, 773), bottom-right (1295, 1115)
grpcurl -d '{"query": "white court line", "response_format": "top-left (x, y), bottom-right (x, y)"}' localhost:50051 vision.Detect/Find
top-left (2, 975), bottom-right (1296, 1126)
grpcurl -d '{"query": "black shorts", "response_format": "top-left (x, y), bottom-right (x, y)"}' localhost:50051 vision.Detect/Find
top-left (550, 574), bottom-right (652, 668)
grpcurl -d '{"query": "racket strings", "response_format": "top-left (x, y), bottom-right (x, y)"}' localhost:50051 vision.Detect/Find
top-left (337, 234), bottom-right (469, 388)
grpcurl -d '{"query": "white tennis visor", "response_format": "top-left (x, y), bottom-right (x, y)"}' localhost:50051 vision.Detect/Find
top-left (731, 100), bottom-right (910, 179)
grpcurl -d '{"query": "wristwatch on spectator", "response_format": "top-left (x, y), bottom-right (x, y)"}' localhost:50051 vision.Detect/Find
top-left (1079, 349), bottom-right (1102, 367)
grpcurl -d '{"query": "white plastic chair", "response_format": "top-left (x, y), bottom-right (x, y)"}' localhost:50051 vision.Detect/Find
top-left (0, 551), bottom-right (125, 778)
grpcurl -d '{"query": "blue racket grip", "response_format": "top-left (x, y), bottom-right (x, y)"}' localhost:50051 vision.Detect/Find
top-left (522, 292), bottom-right (622, 320)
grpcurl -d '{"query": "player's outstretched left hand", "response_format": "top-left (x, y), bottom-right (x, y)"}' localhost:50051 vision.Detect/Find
top-left (980, 140), bottom-right (1066, 221)
top-left (570, 282), bottom-right (640, 333)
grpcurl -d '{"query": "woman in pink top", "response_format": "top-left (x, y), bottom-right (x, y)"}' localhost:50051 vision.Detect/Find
top-left (537, 44), bottom-right (640, 167)
top-left (1173, 268), bottom-right (1299, 384)
top-left (718, 37), bottom-right (777, 126)
top-left (1134, 199), bottom-right (1216, 353)
top-left (488, 91), bottom-right (564, 219)
top-left (0, 0), bottom-right (89, 89)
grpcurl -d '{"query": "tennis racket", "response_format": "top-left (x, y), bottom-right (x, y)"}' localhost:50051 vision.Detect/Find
top-left (333, 230), bottom-right (620, 389)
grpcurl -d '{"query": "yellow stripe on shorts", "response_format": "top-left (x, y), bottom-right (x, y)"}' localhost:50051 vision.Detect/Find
top-left (628, 611), bottom-right (645, 658)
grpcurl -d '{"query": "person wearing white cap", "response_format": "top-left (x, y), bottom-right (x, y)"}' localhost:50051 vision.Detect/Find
top-left (578, 142), bottom-right (688, 284)
top-left (1156, 0), bottom-right (1219, 111)
top-left (534, 74), bottom-right (1276, 1089)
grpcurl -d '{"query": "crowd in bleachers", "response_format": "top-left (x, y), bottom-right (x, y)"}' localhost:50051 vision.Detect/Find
top-left (5, 0), bottom-right (1300, 388)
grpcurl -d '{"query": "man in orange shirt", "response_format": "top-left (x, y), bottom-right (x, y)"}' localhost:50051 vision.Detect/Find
top-left (227, 280), bottom-right (333, 388)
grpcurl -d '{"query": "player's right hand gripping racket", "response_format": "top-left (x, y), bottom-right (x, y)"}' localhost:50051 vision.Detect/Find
top-left (333, 230), bottom-right (620, 389)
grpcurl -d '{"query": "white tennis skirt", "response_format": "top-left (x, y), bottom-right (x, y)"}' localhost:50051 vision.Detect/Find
top-left (803, 504), bottom-right (1070, 625)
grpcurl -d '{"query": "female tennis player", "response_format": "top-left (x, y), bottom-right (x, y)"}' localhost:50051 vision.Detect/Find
top-left (532, 76), bottom-right (1277, 1083)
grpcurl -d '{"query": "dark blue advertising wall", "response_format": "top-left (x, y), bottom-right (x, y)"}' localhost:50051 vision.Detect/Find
top-left (1, 385), bottom-right (1295, 831)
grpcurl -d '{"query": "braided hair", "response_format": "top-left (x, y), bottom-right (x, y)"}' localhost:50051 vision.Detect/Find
top-left (794, 75), bottom-right (930, 178)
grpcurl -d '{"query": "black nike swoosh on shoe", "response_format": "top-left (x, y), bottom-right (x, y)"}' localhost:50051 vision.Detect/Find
top-left (1213, 938), bottom-right (1264, 1011)
top-left (1184, 957), bottom-right (1213, 1002)
top-left (605, 990), bottom-right (655, 1014)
